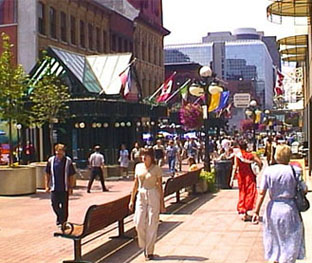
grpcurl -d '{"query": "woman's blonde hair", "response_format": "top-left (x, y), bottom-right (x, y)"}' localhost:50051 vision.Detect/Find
top-left (274, 144), bottom-right (291, 164)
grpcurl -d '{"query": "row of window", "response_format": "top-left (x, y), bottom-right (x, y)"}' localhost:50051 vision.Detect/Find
top-left (37, 2), bottom-right (162, 66)
top-left (38, 2), bottom-right (109, 53)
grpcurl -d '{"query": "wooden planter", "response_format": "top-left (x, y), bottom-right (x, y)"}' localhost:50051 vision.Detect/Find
top-left (0, 165), bottom-right (36, 195)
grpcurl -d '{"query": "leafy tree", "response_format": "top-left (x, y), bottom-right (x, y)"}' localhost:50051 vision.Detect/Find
top-left (0, 33), bottom-right (29, 166)
top-left (29, 54), bottom-right (70, 155)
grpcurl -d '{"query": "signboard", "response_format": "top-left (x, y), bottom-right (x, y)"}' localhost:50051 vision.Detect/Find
top-left (233, 93), bottom-right (251, 108)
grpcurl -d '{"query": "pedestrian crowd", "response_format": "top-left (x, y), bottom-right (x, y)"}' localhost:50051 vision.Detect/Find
top-left (43, 132), bottom-right (308, 262)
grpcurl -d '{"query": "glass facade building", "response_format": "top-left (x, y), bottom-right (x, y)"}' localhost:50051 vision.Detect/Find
top-left (165, 39), bottom-right (274, 108)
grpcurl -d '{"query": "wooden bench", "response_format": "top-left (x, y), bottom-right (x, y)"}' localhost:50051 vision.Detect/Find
top-left (54, 195), bottom-right (131, 263)
top-left (164, 169), bottom-right (201, 202)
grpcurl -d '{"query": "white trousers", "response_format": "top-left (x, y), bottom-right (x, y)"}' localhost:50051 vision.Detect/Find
top-left (134, 188), bottom-right (160, 255)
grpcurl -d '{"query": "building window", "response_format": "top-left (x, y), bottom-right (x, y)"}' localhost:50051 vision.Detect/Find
top-left (70, 16), bottom-right (76, 45)
top-left (118, 37), bottom-right (122, 52)
top-left (60, 12), bottom-right (67, 42)
top-left (124, 40), bottom-right (128, 52)
top-left (38, 2), bottom-right (45, 35)
top-left (80, 20), bottom-right (85, 48)
top-left (154, 46), bottom-right (157, 65)
top-left (148, 43), bottom-right (151, 62)
top-left (130, 41), bottom-right (133, 52)
top-left (103, 30), bottom-right (107, 52)
top-left (142, 42), bottom-right (145, 60)
top-left (49, 7), bottom-right (56, 39)
top-left (88, 23), bottom-right (93, 50)
top-left (112, 34), bottom-right (116, 52)
top-left (96, 27), bottom-right (101, 52)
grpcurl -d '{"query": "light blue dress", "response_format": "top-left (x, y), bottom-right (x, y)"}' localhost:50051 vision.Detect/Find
top-left (260, 164), bottom-right (306, 263)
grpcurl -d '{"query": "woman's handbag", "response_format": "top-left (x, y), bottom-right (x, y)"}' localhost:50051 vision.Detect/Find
top-left (291, 165), bottom-right (310, 212)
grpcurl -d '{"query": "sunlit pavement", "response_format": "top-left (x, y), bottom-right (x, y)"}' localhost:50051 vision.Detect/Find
top-left (0, 162), bottom-right (311, 263)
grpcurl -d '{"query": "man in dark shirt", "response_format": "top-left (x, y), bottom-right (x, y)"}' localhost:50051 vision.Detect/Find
top-left (45, 144), bottom-right (75, 230)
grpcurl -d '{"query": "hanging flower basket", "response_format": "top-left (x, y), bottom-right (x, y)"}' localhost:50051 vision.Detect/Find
top-left (179, 103), bottom-right (203, 131)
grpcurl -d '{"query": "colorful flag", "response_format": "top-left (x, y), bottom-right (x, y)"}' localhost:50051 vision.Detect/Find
top-left (180, 80), bottom-right (190, 102)
top-left (215, 91), bottom-right (230, 112)
top-left (180, 84), bottom-right (188, 101)
top-left (274, 69), bottom-right (284, 96)
top-left (208, 93), bottom-right (221, 112)
top-left (119, 68), bottom-right (129, 87)
top-left (156, 73), bottom-right (175, 103)
top-left (119, 68), bottom-right (131, 97)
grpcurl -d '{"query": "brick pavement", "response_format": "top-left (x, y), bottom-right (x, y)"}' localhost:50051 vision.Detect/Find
top-left (0, 164), bottom-right (312, 263)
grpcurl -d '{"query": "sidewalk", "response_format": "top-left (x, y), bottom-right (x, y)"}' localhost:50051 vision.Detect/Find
top-left (0, 166), bottom-right (312, 262)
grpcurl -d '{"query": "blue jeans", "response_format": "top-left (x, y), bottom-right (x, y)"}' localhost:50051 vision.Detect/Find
top-left (168, 157), bottom-right (176, 173)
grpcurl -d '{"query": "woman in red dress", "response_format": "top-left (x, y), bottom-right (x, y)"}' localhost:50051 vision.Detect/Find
top-left (231, 141), bottom-right (263, 221)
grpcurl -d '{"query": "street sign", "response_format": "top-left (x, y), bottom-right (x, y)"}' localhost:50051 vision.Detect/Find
top-left (233, 93), bottom-right (251, 108)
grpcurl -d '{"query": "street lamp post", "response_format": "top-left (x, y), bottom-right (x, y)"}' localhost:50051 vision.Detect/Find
top-left (199, 66), bottom-right (216, 172)
top-left (245, 100), bottom-right (260, 151)
top-left (16, 124), bottom-right (22, 164)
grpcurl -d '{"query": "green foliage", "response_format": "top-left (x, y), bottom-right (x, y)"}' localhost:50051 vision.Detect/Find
top-left (0, 33), bottom-right (29, 124)
top-left (29, 55), bottom-right (70, 127)
top-left (200, 169), bottom-right (217, 192)
top-left (0, 33), bottom-right (29, 166)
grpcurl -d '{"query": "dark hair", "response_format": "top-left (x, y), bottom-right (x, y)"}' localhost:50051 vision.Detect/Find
top-left (188, 157), bottom-right (196, 165)
top-left (140, 148), bottom-right (156, 164)
top-left (238, 140), bottom-right (248, 150)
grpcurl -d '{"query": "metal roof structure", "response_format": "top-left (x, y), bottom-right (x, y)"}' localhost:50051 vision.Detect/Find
top-left (29, 47), bottom-right (139, 99)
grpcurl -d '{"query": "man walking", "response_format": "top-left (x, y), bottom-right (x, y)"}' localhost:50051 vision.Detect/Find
top-left (45, 144), bottom-right (76, 230)
top-left (87, 145), bottom-right (108, 193)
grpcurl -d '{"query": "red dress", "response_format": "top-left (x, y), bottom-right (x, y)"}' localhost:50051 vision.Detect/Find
top-left (236, 150), bottom-right (257, 214)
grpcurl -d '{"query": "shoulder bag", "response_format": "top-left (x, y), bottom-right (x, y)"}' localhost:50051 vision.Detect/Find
top-left (290, 165), bottom-right (310, 212)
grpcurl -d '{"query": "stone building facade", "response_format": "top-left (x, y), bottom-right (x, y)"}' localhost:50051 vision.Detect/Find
top-left (1, 0), bottom-right (169, 98)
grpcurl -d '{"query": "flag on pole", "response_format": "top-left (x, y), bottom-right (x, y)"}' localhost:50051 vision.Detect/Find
top-left (180, 82), bottom-right (189, 102)
top-left (208, 93), bottom-right (221, 112)
top-left (119, 68), bottom-right (132, 97)
top-left (156, 73), bottom-right (175, 103)
top-left (274, 69), bottom-right (284, 96)
top-left (215, 91), bottom-right (230, 112)
top-left (123, 69), bottom-right (131, 97)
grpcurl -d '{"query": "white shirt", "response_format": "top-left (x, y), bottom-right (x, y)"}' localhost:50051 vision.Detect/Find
top-left (89, 152), bottom-right (104, 167)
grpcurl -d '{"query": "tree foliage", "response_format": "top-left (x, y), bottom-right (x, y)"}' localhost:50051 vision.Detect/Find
top-left (0, 33), bottom-right (29, 124)
top-left (0, 33), bottom-right (29, 165)
top-left (29, 54), bottom-right (70, 153)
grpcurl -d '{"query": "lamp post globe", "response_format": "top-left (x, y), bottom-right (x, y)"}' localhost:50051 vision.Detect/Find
top-left (208, 84), bottom-right (223, 95)
top-left (199, 66), bottom-right (213, 78)
top-left (250, 100), bottom-right (257, 107)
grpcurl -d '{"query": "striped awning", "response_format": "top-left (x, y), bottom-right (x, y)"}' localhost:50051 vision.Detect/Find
top-left (280, 46), bottom-right (307, 55)
top-left (267, 0), bottom-right (312, 17)
top-left (277, 34), bottom-right (308, 46)
top-left (281, 54), bottom-right (306, 62)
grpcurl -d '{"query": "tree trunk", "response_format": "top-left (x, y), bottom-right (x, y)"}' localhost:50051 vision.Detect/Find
top-left (49, 123), bottom-right (54, 155)
top-left (8, 119), bottom-right (13, 166)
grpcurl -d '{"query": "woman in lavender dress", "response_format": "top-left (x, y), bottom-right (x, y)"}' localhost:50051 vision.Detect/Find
top-left (252, 145), bottom-right (306, 263)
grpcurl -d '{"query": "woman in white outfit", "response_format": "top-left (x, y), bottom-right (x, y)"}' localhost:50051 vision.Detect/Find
top-left (119, 144), bottom-right (129, 177)
top-left (129, 148), bottom-right (166, 261)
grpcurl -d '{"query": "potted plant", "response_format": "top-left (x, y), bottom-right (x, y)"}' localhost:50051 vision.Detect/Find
top-left (196, 169), bottom-right (216, 193)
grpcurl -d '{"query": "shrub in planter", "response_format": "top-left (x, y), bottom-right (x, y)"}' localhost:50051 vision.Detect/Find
top-left (199, 169), bottom-right (217, 193)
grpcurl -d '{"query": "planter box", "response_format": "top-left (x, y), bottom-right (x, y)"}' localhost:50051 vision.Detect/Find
top-left (0, 165), bottom-right (36, 195)
top-left (195, 178), bottom-right (209, 193)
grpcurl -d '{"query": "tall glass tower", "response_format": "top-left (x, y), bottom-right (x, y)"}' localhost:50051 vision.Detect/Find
top-left (165, 28), bottom-right (277, 109)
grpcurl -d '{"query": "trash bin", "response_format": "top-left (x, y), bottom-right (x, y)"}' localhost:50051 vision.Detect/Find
top-left (214, 159), bottom-right (233, 189)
